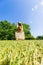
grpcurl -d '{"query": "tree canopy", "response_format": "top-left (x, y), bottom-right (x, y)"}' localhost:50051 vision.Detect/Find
top-left (0, 20), bottom-right (16, 40)
top-left (0, 20), bottom-right (35, 40)
top-left (36, 36), bottom-right (43, 40)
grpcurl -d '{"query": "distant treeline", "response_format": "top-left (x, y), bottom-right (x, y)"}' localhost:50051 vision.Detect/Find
top-left (0, 20), bottom-right (43, 40)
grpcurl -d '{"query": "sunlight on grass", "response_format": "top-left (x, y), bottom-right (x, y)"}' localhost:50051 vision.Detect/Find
top-left (0, 40), bottom-right (43, 65)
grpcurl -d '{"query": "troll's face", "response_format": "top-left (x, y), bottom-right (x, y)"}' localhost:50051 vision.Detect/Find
top-left (17, 22), bottom-right (23, 32)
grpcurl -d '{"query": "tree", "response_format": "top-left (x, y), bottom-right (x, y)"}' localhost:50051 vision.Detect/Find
top-left (0, 20), bottom-right (16, 40)
top-left (23, 23), bottom-right (35, 40)
top-left (0, 20), bottom-right (35, 40)
top-left (36, 36), bottom-right (43, 40)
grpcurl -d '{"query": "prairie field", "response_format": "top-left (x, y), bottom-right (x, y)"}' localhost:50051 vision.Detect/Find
top-left (0, 40), bottom-right (43, 65)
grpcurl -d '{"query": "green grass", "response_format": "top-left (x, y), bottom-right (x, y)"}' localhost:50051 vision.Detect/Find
top-left (0, 40), bottom-right (43, 65)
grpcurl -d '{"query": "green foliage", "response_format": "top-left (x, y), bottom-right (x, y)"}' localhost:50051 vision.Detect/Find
top-left (25, 34), bottom-right (35, 40)
top-left (0, 20), bottom-right (16, 40)
top-left (0, 20), bottom-right (35, 40)
top-left (23, 23), bottom-right (35, 40)
top-left (0, 20), bottom-right (43, 40)
top-left (36, 36), bottom-right (43, 40)
top-left (23, 23), bottom-right (31, 34)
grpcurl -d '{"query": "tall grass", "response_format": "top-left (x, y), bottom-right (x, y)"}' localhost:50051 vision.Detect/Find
top-left (0, 40), bottom-right (43, 65)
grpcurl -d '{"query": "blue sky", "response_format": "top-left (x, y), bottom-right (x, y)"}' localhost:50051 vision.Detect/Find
top-left (0, 0), bottom-right (43, 37)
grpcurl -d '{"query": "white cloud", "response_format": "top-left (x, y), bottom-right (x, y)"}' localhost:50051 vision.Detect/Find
top-left (32, 1), bottom-right (43, 12)
top-left (32, 8), bottom-right (34, 11)
top-left (34, 5), bottom-right (38, 10)
top-left (30, 21), bottom-right (33, 24)
top-left (32, 5), bottom-right (38, 11)
top-left (40, 1), bottom-right (43, 5)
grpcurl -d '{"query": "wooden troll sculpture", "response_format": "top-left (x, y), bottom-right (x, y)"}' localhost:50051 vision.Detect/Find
top-left (15, 22), bottom-right (25, 40)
